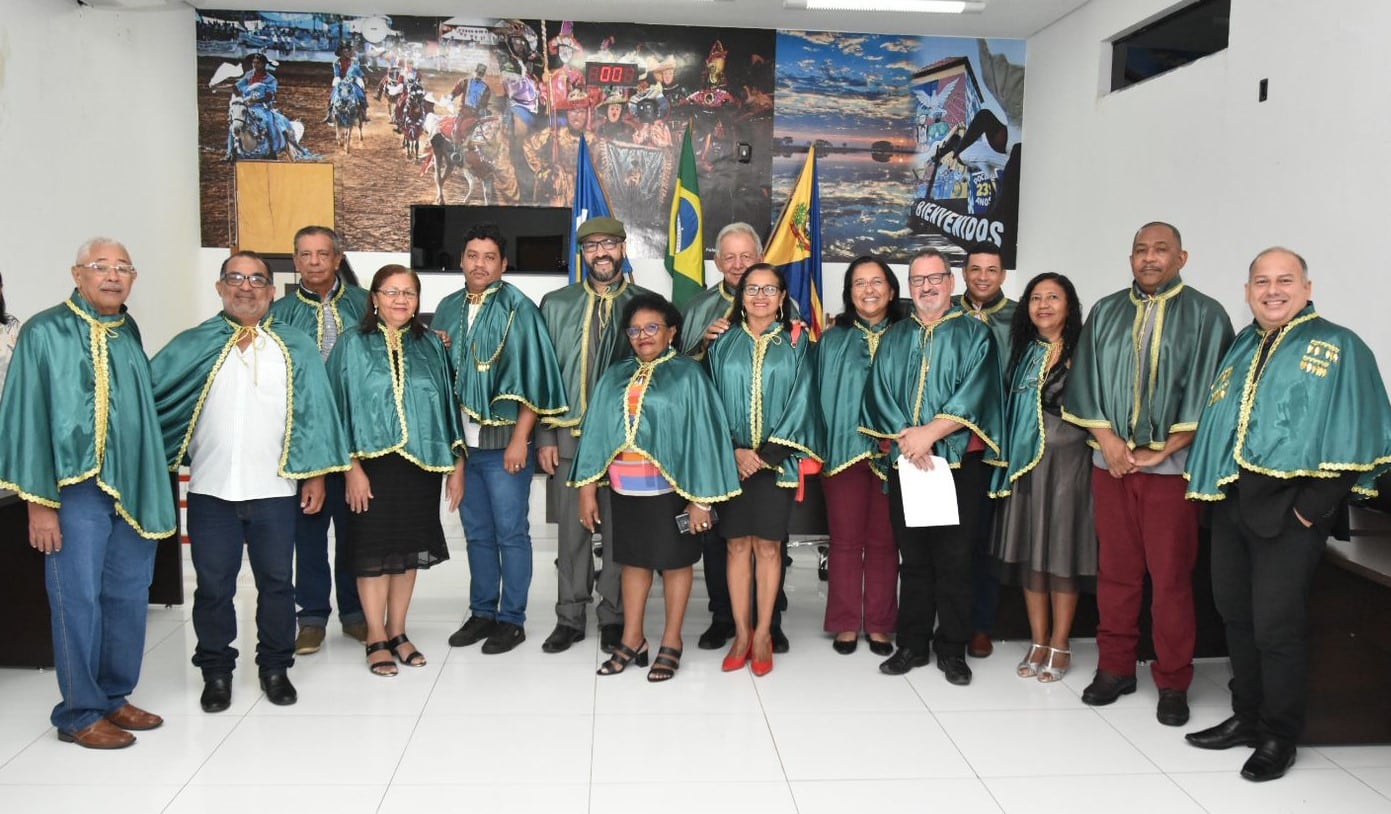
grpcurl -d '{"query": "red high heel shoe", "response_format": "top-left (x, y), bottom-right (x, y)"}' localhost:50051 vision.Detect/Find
top-left (751, 649), bottom-right (774, 677)
top-left (722, 642), bottom-right (752, 672)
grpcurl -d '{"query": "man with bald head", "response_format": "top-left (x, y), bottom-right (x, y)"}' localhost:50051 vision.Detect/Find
top-left (0, 238), bottom-right (176, 748)
top-left (1183, 248), bottom-right (1391, 781)
top-left (1065, 222), bottom-right (1232, 725)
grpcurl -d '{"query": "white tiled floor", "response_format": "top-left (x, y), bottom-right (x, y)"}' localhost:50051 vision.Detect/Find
top-left (4, 488), bottom-right (1391, 813)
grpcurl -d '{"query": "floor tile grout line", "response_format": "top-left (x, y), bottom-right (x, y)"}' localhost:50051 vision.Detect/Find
top-left (375, 622), bottom-right (464, 813)
top-left (748, 666), bottom-right (801, 812)
top-left (904, 671), bottom-right (1008, 812)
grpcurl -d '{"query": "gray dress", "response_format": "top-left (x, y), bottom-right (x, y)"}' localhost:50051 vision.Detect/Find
top-left (991, 365), bottom-right (1097, 593)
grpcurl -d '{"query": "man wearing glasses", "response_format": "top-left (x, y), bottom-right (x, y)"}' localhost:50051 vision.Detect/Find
top-left (268, 225), bottom-right (371, 655)
top-left (151, 251), bottom-right (348, 713)
top-left (0, 238), bottom-right (176, 748)
top-left (1065, 222), bottom-right (1232, 727)
top-left (861, 248), bottom-right (1002, 685)
top-left (536, 216), bottom-right (654, 655)
top-left (436, 223), bottom-right (568, 656)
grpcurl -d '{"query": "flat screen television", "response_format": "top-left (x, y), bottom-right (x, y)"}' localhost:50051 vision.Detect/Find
top-left (410, 205), bottom-right (571, 274)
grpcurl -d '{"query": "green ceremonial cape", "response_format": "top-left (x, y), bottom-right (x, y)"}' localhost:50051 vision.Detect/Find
top-left (434, 280), bottom-right (568, 425)
top-left (859, 308), bottom-right (1002, 470)
top-left (267, 282), bottom-right (371, 352)
top-left (539, 277), bottom-right (654, 433)
top-left (815, 318), bottom-right (890, 476)
top-left (1063, 276), bottom-right (1233, 449)
top-left (149, 312), bottom-right (350, 478)
top-left (1185, 305), bottom-right (1391, 500)
top-left (957, 293), bottom-right (1017, 375)
top-left (679, 282), bottom-right (736, 356)
top-left (705, 321), bottom-right (822, 487)
top-left (0, 292), bottom-right (175, 539)
top-left (567, 347), bottom-right (742, 503)
top-left (990, 339), bottom-right (1057, 497)
top-left (326, 324), bottom-right (464, 471)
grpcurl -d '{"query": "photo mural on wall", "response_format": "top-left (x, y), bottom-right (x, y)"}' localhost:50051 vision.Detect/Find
top-left (196, 10), bottom-right (775, 260)
top-left (772, 32), bottom-right (1024, 265)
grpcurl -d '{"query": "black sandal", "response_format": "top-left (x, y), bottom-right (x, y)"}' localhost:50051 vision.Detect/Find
top-left (386, 633), bottom-right (426, 667)
top-left (647, 646), bottom-right (682, 682)
top-left (596, 640), bottom-right (648, 676)
top-left (365, 640), bottom-right (398, 677)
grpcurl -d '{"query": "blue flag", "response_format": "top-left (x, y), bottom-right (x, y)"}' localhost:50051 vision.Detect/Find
top-left (569, 136), bottom-right (632, 283)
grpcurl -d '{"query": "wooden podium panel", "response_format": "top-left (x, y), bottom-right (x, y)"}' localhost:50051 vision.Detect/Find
top-left (234, 161), bottom-right (334, 253)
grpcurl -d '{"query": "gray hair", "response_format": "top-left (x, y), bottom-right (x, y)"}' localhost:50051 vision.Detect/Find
top-left (1249, 246), bottom-right (1309, 276)
top-left (293, 225), bottom-right (343, 254)
top-left (75, 236), bottom-right (129, 265)
top-left (715, 222), bottom-right (763, 257)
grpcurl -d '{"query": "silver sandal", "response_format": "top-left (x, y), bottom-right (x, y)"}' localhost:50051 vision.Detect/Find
top-left (1017, 642), bottom-right (1047, 678)
top-left (1038, 646), bottom-right (1071, 683)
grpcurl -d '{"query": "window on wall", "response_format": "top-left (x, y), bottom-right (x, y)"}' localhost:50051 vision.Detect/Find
top-left (1110, 0), bottom-right (1230, 92)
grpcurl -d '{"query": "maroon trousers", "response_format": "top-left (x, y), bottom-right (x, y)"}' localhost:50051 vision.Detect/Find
top-left (822, 461), bottom-right (898, 635)
top-left (1091, 468), bottom-right (1199, 691)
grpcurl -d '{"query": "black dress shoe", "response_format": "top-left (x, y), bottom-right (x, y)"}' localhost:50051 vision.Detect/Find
top-left (200, 675), bottom-right (232, 713)
top-left (599, 624), bottom-right (623, 654)
top-left (1186, 715), bottom-right (1262, 750)
top-left (697, 620), bottom-right (735, 650)
top-left (771, 628), bottom-right (790, 654)
top-left (937, 655), bottom-right (973, 686)
top-left (1081, 670), bottom-right (1138, 706)
top-left (448, 615), bottom-right (496, 647)
top-left (259, 671), bottom-right (298, 706)
top-left (1241, 738), bottom-right (1296, 782)
top-left (1156, 688), bottom-right (1190, 726)
top-left (832, 637), bottom-right (858, 655)
top-left (541, 624), bottom-right (585, 654)
top-left (481, 622), bottom-right (526, 654)
top-left (866, 636), bottom-right (894, 657)
top-left (879, 647), bottom-right (931, 675)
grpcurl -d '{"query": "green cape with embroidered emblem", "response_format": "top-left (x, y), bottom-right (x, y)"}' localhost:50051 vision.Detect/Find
top-left (267, 282), bottom-right (370, 352)
top-left (990, 339), bottom-right (1057, 497)
top-left (1063, 277), bottom-right (1233, 449)
top-left (1185, 305), bottom-right (1391, 500)
top-left (705, 321), bottom-right (822, 487)
top-left (568, 349), bottom-right (742, 503)
top-left (434, 280), bottom-right (568, 425)
top-left (859, 307), bottom-right (1002, 470)
top-left (0, 292), bottom-right (175, 539)
top-left (957, 293), bottom-right (1016, 375)
top-left (150, 312), bottom-right (349, 478)
top-left (326, 323), bottom-right (464, 471)
top-left (815, 318), bottom-right (891, 476)
top-left (539, 277), bottom-right (654, 432)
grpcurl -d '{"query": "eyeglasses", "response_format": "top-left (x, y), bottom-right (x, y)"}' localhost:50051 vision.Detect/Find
top-left (221, 272), bottom-right (272, 288)
top-left (852, 278), bottom-right (887, 290)
top-left (76, 262), bottom-right (137, 277)
top-left (580, 238), bottom-right (623, 252)
top-left (908, 272), bottom-right (950, 288)
top-left (376, 288), bottom-right (419, 300)
top-left (742, 284), bottom-right (782, 298)
top-left (625, 322), bottom-right (667, 338)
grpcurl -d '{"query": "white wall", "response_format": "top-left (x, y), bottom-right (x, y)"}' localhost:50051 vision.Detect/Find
top-left (0, 0), bottom-right (200, 350)
top-left (1020, 0), bottom-right (1391, 362)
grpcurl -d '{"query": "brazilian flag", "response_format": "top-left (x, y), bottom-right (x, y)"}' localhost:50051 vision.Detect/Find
top-left (665, 126), bottom-right (704, 308)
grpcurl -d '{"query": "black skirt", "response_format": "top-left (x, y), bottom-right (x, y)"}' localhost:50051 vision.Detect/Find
top-left (718, 469), bottom-right (794, 540)
top-left (611, 489), bottom-right (701, 570)
top-left (344, 453), bottom-right (450, 577)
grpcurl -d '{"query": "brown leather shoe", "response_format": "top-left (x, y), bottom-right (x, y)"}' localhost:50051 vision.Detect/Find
top-left (58, 718), bottom-right (136, 749)
top-left (967, 632), bottom-right (993, 658)
top-left (105, 703), bottom-right (164, 731)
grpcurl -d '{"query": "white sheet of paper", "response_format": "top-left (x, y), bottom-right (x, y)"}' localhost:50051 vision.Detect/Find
top-left (897, 456), bottom-right (959, 527)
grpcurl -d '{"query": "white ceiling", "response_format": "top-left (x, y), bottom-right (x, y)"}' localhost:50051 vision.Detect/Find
top-left (184, 0), bottom-right (1091, 40)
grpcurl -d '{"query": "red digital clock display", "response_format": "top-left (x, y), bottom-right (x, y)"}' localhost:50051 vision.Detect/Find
top-left (585, 62), bottom-right (639, 86)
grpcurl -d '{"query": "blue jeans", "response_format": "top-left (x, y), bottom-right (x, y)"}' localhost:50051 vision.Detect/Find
top-left (293, 473), bottom-right (363, 627)
top-left (46, 479), bottom-right (157, 732)
top-left (188, 493), bottom-right (298, 677)
top-left (461, 446), bottom-right (535, 625)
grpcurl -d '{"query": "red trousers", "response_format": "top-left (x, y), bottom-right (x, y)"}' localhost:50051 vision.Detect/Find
top-left (1091, 468), bottom-right (1199, 691)
top-left (822, 461), bottom-right (898, 634)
